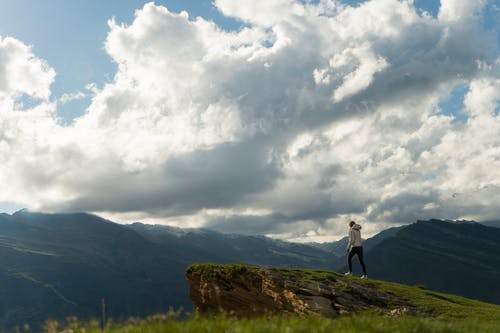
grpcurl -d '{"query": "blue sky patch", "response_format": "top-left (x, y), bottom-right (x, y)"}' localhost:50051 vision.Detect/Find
top-left (437, 83), bottom-right (469, 123)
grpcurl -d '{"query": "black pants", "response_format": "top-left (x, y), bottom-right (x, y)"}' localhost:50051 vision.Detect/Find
top-left (348, 246), bottom-right (367, 275)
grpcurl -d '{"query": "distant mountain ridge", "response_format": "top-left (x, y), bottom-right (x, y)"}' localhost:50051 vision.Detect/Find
top-left (308, 225), bottom-right (404, 257)
top-left (126, 222), bottom-right (337, 268)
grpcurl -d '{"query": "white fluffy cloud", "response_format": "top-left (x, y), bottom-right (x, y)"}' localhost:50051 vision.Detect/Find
top-left (214, 0), bottom-right (304, 26)
top-left (1, 1), bottom-right (499, 241)
top-left (439, 0), bottom-right (488, 22)
top-left (325, 43), bottom-right (389, 102)
top-left (0, 36), bottom-right (55, 100)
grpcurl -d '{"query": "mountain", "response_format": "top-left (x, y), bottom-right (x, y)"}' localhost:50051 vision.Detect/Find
top-left (0, 210), bottom-right (189, 330)
top-left (363, 225), bottom-right (404, 251)
top-left (480, 220), bottom-right (500, 229)
top-left (126, 223), bottom-right (336, 269)
top-left (0, 211), bottom-right (335, 330)
top-left (342, 219), bottom-right (500, 304)
top-left (308, 237), bottom-right (348, 257)
top-left (310, 225), bottom-right (404, 257)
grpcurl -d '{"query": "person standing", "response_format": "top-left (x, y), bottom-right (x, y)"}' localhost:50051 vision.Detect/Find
top-left (344, 221), bottom-right (368, 279)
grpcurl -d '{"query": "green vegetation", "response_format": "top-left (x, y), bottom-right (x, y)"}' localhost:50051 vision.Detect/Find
top-left (187, 264), bottom-right (500, 323)
top-left (352, 276), bottom-right (500, 322)
top-left (273, 267), bottom-right (500, 323)
top-left (187, 263), bottom-right (257, 280)
top-left (37, 313), bottom-right (499, 333)
top-left (185, 265), bottom-right (500, 332)
top-left (278, 268), bottom-right (340, 281)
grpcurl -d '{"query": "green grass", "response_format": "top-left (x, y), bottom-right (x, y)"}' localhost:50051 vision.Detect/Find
top-left (39, 314), bottom-right (500, 333)
top-left (351, 276), bottom-right (500, 322)
top-left (186, 263), bottom-right (257, 281)
top-left (239, 266), bottom-right (500, 323)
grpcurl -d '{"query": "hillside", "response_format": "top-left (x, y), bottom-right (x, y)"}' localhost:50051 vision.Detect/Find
top-left (354, 220), bottom-right (500, 304)
top-left (185, 264), bottom-right (500, 330)
top-left (0, 210), bottom-right (189, 329)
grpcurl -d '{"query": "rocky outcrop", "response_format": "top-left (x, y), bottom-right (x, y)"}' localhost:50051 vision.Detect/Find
top-left (186, 264), bottom-right (419, 317)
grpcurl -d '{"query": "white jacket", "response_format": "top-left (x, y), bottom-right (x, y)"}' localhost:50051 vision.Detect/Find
top-left (348, 224), bottom-right (363, 250)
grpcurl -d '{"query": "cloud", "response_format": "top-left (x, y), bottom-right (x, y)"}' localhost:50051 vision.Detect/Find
top-left (438, 0), bottom-right (488, 22)
top-left (59, 91), bottom-right (87, 105)
top-left (214, 0), bottom-right (303, 26)
top-left (327, 43), bottom-right (389, 102)
top-left (0, 36), bottom-right (55, 100)
top-left (0, 1), bottom-right (499, 241)
top-left (463, 78), bottom-right (500, 116)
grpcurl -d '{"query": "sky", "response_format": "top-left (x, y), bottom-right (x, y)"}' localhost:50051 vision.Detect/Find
top-left (0, 0), bottom-right (499, 242)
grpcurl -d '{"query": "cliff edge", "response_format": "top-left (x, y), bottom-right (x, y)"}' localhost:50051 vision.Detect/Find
top-left (186, 264), bottom-right (421, 317)
top-left (186, 264), bottom-right (500, 320)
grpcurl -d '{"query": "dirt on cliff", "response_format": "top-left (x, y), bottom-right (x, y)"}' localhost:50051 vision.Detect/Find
top-left (186, 264), bottom-right (422, 318)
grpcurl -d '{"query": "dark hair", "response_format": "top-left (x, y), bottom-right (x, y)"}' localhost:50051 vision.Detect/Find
top-left (349, 221), bottom-right (355, 227)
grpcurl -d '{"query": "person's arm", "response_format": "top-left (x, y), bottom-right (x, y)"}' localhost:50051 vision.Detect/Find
top-left (347, 229), bottom-right (353, 252)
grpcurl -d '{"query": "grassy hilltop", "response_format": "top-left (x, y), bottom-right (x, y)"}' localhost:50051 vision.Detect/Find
top-left (37, 264), bottom-right (500, 333)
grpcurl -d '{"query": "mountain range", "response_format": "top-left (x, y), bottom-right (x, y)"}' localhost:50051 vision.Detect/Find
top-left (0, 210), bottom-right (499, 330)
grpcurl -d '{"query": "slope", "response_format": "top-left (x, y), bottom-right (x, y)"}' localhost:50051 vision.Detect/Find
top-left (186, 264), bottom-right (500, 323)
top-left (0, 211), bottom-right (189, 329)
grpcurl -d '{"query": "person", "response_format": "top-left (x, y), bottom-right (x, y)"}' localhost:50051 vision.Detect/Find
top-left (344, 221), bottom-right (368, 279)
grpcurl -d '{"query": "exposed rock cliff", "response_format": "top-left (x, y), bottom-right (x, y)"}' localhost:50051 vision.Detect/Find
top-left (186, 264), bottom-right (421, 317)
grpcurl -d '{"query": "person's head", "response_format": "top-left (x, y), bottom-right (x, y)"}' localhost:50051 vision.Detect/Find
top-left (349, 221), bottom-right (355, 228)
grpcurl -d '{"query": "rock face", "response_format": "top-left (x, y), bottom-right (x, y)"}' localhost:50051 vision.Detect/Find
top-left (186, 264), bottom-right (416, 317)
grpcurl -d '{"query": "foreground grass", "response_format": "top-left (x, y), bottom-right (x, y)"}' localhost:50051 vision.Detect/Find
top-left (42, 314), bottom-right (499, 333)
